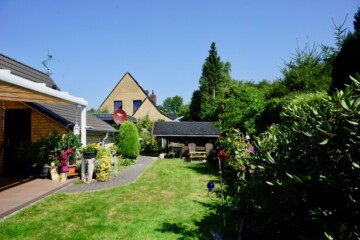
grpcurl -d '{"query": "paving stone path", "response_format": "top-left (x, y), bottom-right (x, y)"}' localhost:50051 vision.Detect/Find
top-left (58, 155), bottom-right (155, 193)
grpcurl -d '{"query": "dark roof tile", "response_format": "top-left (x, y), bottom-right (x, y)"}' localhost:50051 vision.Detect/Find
top-left (28, 103), bottom-right (117, 133)
top-left (0, 53), bottom-right (60, 90)
top-left (153, 121), bottom-right (221, 137)
top-left (94, 113), bottom-right (137, 123)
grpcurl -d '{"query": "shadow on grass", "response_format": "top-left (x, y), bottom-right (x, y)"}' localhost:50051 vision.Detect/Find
top-left (156, 200), bottom-right (239, 240)
top-left (183, 161), bottom-right (218, 176)
top-left (156, 212), bottom-right (221, 239)
top-left (183, 161), bottom-right (237, 180)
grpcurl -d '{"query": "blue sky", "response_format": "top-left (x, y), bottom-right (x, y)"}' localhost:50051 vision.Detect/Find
top-left (0, 1), bottom-right (358, 109)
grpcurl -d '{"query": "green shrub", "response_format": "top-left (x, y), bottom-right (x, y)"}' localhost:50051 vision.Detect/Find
top-left (223, 78), bottom-right (360, 239)
top-left (116, 121), bottom-right (140, 159)
top-left (136, 115), bottom-right (161, 154)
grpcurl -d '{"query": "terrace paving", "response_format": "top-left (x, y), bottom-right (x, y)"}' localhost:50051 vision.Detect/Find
top-left (0, 155), bottom-right (155, 220)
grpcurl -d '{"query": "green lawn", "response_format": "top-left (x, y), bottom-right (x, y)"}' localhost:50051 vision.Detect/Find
top-left (0, 159), bottom-right (222, 240)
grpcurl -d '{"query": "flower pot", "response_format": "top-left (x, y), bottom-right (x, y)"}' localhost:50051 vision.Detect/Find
top-left (67, 165), bottom-right (78, 178)
top-left (59, 172), bottom-right (68, 182)
top-left (40, 166), bottom-right (50, 179)
top-left (59, 165), bottom-right (69, 173)
top-left (83, 152), bottom-right (96, 159)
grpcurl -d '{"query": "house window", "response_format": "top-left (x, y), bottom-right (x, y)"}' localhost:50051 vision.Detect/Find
top-left (133, 100), bottom-right (142, 113)
top-left (114, 101), bottom-right (122, 111)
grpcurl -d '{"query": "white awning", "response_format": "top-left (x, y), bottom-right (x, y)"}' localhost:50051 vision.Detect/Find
top-left (0, 69), bottom-right (88, 106)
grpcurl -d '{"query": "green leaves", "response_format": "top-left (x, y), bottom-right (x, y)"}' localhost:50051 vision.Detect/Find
top-left (285, 172), bottom-right (303, 183)
top-left (266, 152), bottom-right (275, 164)
top-left (319, 139), bottom-right (329, 145)
top-left (227, 77), bottom-right (360, 238)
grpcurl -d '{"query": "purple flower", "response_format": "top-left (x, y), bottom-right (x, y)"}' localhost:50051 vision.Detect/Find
top-left (245, 146), bottom-right (255, 154)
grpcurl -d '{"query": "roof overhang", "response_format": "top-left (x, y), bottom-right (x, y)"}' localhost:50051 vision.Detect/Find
top-left (0, 69), bottom-right (88, 106)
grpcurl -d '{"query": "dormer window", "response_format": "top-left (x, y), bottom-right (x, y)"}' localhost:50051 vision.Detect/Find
top-left (133, 100), bottom-right (142, 114)
top-left (114, 101), bottom-right (122, 111)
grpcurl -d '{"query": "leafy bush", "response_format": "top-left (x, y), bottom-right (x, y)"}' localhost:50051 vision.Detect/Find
top-left (222, 78), bottom-right (360, 239)
top-left (136, 115), bottom-right (161, 154)
top-left (116, 121), bottom-right (140, 159)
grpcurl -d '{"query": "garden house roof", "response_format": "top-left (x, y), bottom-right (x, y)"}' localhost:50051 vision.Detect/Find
top-left (152, 121), bottom-right (221, 137)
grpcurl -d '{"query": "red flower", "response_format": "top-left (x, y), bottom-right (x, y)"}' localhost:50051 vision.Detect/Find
top-left (216, 149), bottom-right (231, 161)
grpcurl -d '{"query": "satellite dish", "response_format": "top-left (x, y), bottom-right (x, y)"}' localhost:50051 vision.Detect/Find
top-left (113, 109), bottom-right (127, 125)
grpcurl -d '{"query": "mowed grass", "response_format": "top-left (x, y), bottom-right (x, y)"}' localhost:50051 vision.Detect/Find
top-left (0, 159), bottom-right (221, 240)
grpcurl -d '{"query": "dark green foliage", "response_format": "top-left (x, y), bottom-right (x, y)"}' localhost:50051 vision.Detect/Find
top-left (13, 131), bottom-right (81, 175)
top-left (217, 80), bottom-right (266, 134)
top-left (331, 8), bottom-right (360, 92)
top-left (177, 103), bottom-right (190, 120)
top-left (255, 97), bottom-right (288, 132)
top-left (199, 42), bottom-right (227, 93)
top-left (159, 95), bottom-right (184, 114)
top-left (256, 42), bottom-right (333, 133)
top-left (281, 43), bottom-right (332, 93)
top-left (189, 90), bottom-right (202, 121)
top-left (231, 79), bottom-right (360, 239)
top-left (116, 121), bottom-right (140, 159)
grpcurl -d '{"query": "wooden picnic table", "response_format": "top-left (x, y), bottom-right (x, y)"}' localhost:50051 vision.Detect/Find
top-left (189, 151), bottom-right (207, 162)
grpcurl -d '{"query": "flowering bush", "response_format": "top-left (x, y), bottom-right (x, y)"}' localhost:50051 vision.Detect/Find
top-left (50, 147), bottom-right (75, 167)
top-left (95, 147), bottom-right (114, 182)
top-left (216, 149), bottom-right (231, 161)
top-left (216, 128), bottom-right (257, 185)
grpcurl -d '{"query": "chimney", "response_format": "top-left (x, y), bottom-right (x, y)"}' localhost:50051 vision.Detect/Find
top-left (149, 90), bottom-right (157, 105)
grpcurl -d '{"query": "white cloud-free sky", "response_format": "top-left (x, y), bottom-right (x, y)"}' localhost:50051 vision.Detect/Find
top-left (0, 0), bottom-right (358, 109)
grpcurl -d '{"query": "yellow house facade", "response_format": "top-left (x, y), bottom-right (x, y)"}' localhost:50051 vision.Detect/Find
top-left (98, 72), bottom-right (172, 122)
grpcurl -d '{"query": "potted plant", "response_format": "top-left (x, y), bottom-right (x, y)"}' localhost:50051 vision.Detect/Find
top-left (38, 131), bottom-right (81, 181)
top-left (81, 143), bottom-right (98, 159)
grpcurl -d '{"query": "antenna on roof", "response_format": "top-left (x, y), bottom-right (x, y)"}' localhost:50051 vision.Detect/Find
top-left (42, 51), bottom-right (53, 75)
top-left (173, 116), bottom-right (184, 122)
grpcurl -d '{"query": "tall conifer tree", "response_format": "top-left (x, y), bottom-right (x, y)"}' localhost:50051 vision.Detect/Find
top-left (189, 42), bottom-right (231, 120)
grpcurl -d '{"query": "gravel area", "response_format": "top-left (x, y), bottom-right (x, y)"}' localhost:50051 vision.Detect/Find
top-left (58, 155), bottom-right (155, 193)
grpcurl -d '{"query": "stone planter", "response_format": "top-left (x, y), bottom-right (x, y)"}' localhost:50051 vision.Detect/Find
top-left (86, 158), bottom-right (95, 183)
top-left (59, 172), bottom-right (68, 182)
top-left (50, 167), bottom-right (59, 182)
